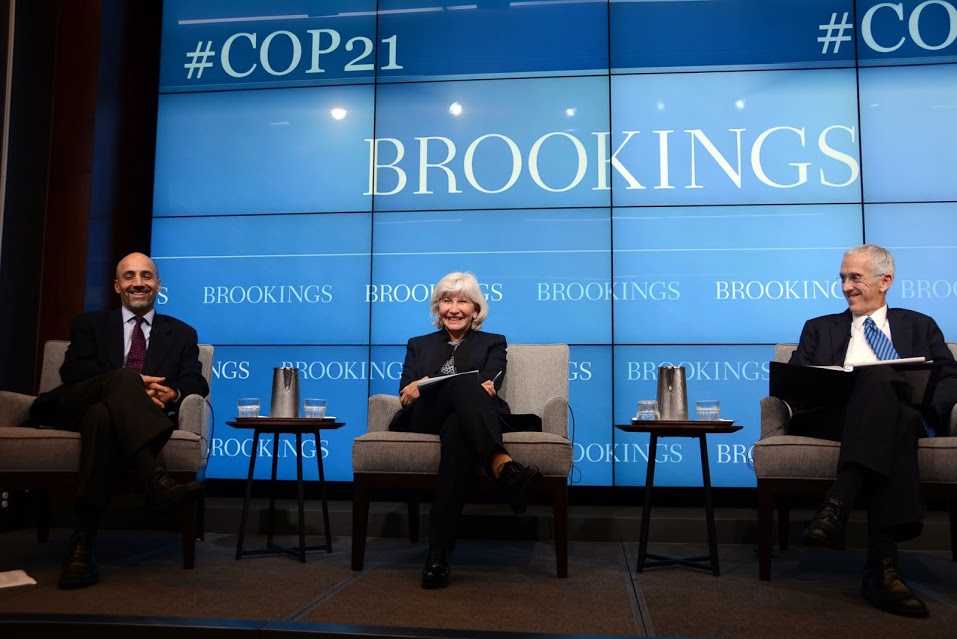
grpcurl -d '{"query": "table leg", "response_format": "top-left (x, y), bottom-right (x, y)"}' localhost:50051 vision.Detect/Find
top-left (317, 431), bottom-right (332, 552)
top-left (699, 434), bottom-right (720, 576)
top-left (637, 433), bottom-right (658, 572)
top-left (296, 432), bottom-right (306, 562)
top-left (267, 431), bottom-right (279, 546)
top-left (236, 429), bottom-right (261, 559)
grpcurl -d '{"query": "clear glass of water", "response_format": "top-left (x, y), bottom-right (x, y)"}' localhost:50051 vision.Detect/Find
top-left (696, 399), bottom-right (720, 421)
top-left (636, 400), bottom-right (659, 420)
top-left (237, 398), bottom-right (260, 418)
top-left (303, 398), bottom-right (327, 419)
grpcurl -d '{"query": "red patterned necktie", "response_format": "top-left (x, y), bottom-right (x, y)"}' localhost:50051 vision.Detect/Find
top-left (128, 316), bottom-right (147, 372)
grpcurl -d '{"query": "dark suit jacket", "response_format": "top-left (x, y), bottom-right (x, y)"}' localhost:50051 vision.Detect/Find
top-left (30, 309), bottom-right (209, 424)
top-left (790, 308), bottom-right (957, 430)
top-left (391, 329), bottom-right (511, 427)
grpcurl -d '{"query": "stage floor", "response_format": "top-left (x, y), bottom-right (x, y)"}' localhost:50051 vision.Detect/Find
top-left (1, 520), bottom-right (956, 638)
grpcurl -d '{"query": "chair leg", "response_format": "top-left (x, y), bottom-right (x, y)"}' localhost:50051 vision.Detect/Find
top-left (949, 500), bottom-right (956, 562)
top-left (181, 501), bottom-right (197, 569)
top-left (408, 501), bottom-right (419, 543)
top-left (351, 477), bottom-right (370, 571)
top-left (196, 494), bottom-right (206, 542)
top-left (549, 479), bottom-right (568, 578)
top-left (779, 502), bottom-right (791, 551)
top-left (757, 481), bottom-right (774, 581)
top-left (32, 488), bottom-right (52, 544)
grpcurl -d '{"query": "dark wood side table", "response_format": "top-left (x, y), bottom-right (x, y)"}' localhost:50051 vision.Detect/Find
top-left (227, 418), bottom-right (345, 562)
top-left (615, 420), bottom-right (742, 576)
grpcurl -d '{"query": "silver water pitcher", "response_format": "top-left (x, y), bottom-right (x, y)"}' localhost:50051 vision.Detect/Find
top-left (270, 366), bottom-right (300, 418)
top-left (656, 365), bottom-right (688, 421)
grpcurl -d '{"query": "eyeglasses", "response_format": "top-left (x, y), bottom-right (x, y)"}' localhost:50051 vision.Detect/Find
top-left (838, 273), bottom-right (883, 284)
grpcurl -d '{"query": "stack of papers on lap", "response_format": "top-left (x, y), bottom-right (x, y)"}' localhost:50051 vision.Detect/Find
top-left (418, 370), bottom-right (479, 389)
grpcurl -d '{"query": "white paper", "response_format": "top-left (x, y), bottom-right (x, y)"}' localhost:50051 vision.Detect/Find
top-left (418, 370), bottom-right (479, 389)
top-left (0, 570), bottom-right (37, 588)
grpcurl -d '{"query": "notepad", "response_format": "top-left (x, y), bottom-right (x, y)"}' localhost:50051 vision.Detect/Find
top-left (0, 570), bottom-right (37, 589)
top-left (418, 370), bottom-right (479, 389)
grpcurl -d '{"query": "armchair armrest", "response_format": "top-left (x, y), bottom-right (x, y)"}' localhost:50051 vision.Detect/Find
top-left (541, 395), bottom-right (569, 438)
top-left (177, 393), bottom-right (211, 441)
top-left (948, 404), bottom-right (956, 438)
top-left (0, 390), bottom-right (37, 427)
top-left (368, 394), bottom-right (401, 432)
top-left (760, 396), bottom-right (790, 439)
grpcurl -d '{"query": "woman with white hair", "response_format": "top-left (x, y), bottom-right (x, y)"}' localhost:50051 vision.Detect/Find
top-left (389, 271), bottom-right (542, 589)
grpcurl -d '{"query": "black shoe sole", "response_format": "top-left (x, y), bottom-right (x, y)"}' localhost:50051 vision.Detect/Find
top-left (421, 576), bottom-right (449, 589)
top-left (862, 588), bottom-right (929, 618)
top-left (801, 530), bottom-right (845, 550)
top-left (508, 468), bottom-right (544, 515)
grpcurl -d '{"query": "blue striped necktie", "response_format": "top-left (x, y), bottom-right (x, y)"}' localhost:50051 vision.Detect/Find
top-left (864, 316), bottom-right (899, 361)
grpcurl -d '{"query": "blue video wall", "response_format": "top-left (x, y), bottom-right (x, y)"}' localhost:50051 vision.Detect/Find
top-left (152, 0), bottom-right (957, 487)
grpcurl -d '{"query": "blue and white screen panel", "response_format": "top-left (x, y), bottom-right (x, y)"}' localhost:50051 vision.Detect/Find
top-left (370, 209), bottom-right (612, 345)
top-left (610, 69), bottom-right (862, 208)
top-left (371, 77), bottom-right (611, 212)
top-left (152, 214), bottom-right (372, 345)
top-left (857, 0), bottom-right (957, 67)
top-left (375, 0), bottom-right (609, 82)
top-left (859, 64), bottom-right (957, 204)
top-left (611, 0), bottom-right (856, 73)
top-left (153, 86), bottom-right (375, 217)
top-left (865, 202), bottom-right (957, 339)
top-left (160, 0), bottom-right (379, 92)
top-left (612, 204), bottom-right (863, 345)
top-left (567, 346), bottom-right (614, 487)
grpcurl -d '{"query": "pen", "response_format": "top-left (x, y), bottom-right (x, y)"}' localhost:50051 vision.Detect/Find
top-left (491, 370), bottom-right (502, 383)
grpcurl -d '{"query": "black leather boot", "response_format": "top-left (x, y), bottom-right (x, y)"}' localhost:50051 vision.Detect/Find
top-left (496, 461), bottom-right (543, 514)
top-left (801, 497), bottom-right (849, 550)
top-left (145, 467), bottom-right (204, 513)
top-left (58, 530), bottom-right (99, 590)
top-left (861, 555), bottom-right (929, 617)
top-left (421, 544), bottom-right (451, 589)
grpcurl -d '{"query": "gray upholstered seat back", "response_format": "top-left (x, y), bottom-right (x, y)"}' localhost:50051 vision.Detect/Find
top-left (38, 339), bottom-right (214, 394)
top-left (497, 344), bottom-right (569, 415)
top-left (774, 343), bottom-right (797, 364)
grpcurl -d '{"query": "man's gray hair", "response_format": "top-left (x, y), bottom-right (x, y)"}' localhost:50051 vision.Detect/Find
top-left (844, 244), bottom-right (895, 277)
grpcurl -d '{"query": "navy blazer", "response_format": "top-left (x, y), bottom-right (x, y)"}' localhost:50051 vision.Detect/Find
top-left (392, 329), bottom-right (511, 421)
top-left (31, 309), bottom-right (208, 423)
top-left (790, 307), bottom-right (957, 429)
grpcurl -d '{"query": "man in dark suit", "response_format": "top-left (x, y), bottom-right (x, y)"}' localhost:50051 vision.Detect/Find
top-left (789, 244), bottom-right (957, 617)
top-left (29, 252), bottom-right (209, 589)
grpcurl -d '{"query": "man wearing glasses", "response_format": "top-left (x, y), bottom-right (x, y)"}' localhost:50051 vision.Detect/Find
top-left (788, 244), bottom-right (957, 618)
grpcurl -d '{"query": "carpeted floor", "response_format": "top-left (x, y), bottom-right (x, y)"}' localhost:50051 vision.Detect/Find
top-left (1, 527), bottom-right (955, 638)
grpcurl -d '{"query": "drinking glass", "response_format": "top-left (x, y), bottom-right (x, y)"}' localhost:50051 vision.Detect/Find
top-left (303, 398), bottom-right (327, 419)
top-left (238, 398), bottom-right (260, 418)
top-left (696, 399), bottom-right (720, 421)
top-left (636, 400), bottom-right (659, 420)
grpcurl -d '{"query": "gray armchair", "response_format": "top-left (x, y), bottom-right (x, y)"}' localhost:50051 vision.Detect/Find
top-left (0, 340), bottom-right (214, 568)
top-left (351, 343), bottom-right (573, 577)
top-left (753, 343), bottom-right (957, 580)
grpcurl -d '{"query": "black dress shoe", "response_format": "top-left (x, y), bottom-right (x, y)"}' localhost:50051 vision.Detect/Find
top-left (421, 544), bottom-right (450, 589)
top-left (802, 497), bottom-right (849, 549)
top-left (58, 531), bottom-right (99, 590)
top-left (496, 461), bottom-right (544, 514)
top-left (861, 556), bottom-right (929, 618)
top-left (145, 467), bottom-right (204, 513)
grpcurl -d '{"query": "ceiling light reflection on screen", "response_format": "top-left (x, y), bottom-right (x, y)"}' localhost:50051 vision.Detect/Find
top-left (735, 99), bottom-right (745, 110)
top-left (565, 107), bottom-right (576, 117)
top-left (330, 108), bottom-right (347, 120)
top-left (449, 102), bottom-right (463, 116)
